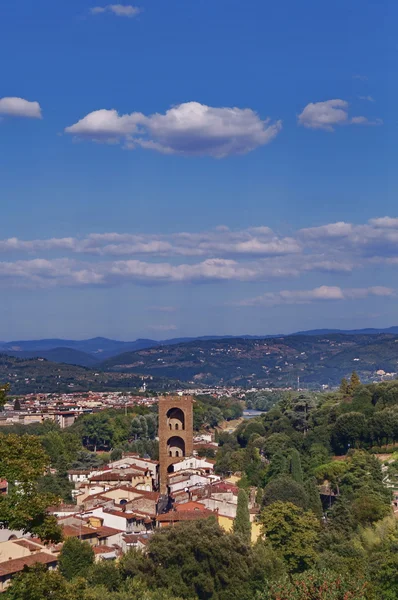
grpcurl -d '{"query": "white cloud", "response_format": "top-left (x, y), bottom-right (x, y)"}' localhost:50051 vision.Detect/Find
top-left (298, 100), bottom-right (349, 131)
top-left (64, 109), bottom-right (143, 142)
top-left (359, 96), bottom-right (375, 102)
top-left (368, 217), bottom-right (398, 229)
top-left (65, 101), bottom-right (282, 157)
top-left (90, 5), bottom-right (141, 17)
top-left (299, 221), bottom-right (353, 239)
top-left (297, 99), bottom-right (381, 131)
top-left (0, 97), bottom-right (42, 119)
top-left (237, 285), bottom-right (395, 307)
top-left (0, 228), bottom-right (301, 259)
top-left (350, 116), bottom-right (383, 126)
top-left (1, 217), bottom-right (398, 289)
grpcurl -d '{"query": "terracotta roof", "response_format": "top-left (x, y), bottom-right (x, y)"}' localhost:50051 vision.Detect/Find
top-left (174, 501), bottom-right (206, 512)
top-left (90, 473), bottom-right (140, 482)
top-left (156, 509), bottom-right (214, 523)
top-left (0, 552), bottom-right (57, 577)
top-left (95, 526), bottom-right (123, 538)
top-left (62, 525), bottom-right (97, 538)
top-left (130, 488), bottom-right (159, 501)
top-left (81, 492), bottom-right (113, 503)
top-left (13, 539), bottom-right (44, 551)
top-left (210, 482), bottom-right (238, 494)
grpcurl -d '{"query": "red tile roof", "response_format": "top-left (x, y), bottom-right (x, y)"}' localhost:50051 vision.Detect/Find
top-left (13, 539), bottom-right (44, 551)
top-left (62, 525), bottom-right (97, 538)
top-left (0, 553), bottom-right (57, 577)
top-left (156, 509), bottom-right (214, 523)
top-left (174, 501), bottom-right (206, 512)
top-left (95, 526), bottom-right (123, 539)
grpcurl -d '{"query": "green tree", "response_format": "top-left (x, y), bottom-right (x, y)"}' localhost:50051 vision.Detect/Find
top-left (130, 417), bottom-right (143, 440)
top-left (13, 398), bottom-right (21, 411)
top-left (289, 449), bottom-right (303, 484)
top-left (86, 561), bottom-right (121, 592)
top-left (233, 489), bottom-right (251, 543)
top-left (351, 487), bottom-right (391, 526)
top-left (265, 452), bottom-right (288, 483)
top-left (259, 501), bottom-right (320, 573)
top-left (0, 433), bottom-right (62, 542)
top-left (314, 461), bottom-right (347, 495)
top-left (257, 568), bottom-right (369, 600)
top-left (369, 548), bottom-right (398, 600)
top-left (263, 476), bottom-right (308, 510)
top-left (126, 518), bottom-right (261, 600)
top-left (4, 563), bottom-right (71, 600)
top-left (339, 377), bottom-right (350, 395)
top-left (349, 371), bottom-right (361, 394)
top-left (0, 383), bottom-right (10, 411)
top-left (110, 447), bottom-right (123, 461)
top-left (37, 457), bottom-right (74, 504)
top-left (79, 414), bottom-right (114, 451)
top-left (59, 537), bottom-right (95, 581)
top-left (331, 412), bottom-right (367, 453)
top-left (304, 477), bottom-right (323, 518)
top-left (327, 496), bottom-right (355, 533)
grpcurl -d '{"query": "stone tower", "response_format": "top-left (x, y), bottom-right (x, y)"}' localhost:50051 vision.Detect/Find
top-left (158, 395), bottom-right (194, 495)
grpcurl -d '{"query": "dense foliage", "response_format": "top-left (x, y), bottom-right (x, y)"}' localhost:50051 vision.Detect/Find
top-left (0, 433), bottom-right (62, 541)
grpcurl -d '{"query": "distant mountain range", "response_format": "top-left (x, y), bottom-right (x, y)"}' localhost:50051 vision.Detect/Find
top-left (100, 333), bottom-right (398, 388)
top-left (1, 327), bottom-right (398, 368)
top-left (1, 329), bottom-right (398, 393)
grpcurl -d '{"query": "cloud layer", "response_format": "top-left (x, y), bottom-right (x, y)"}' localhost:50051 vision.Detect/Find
top-left (0, 97), bottom-right (42, 119)
top-left (0, 217), bottom-right (398, 292)
top-left (65, 102), bottom-right (282, 157)
top-left (298, 99), bottom-right (381, 131)
top-left (237, 285), bottom-right (395, 307)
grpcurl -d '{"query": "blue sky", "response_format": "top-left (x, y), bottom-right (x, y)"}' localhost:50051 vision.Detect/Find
top-left (1, 0), bottom-right (397, 340)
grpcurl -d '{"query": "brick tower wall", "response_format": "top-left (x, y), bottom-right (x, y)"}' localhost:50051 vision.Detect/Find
top-left (158, 395), bottom-right (194, 495)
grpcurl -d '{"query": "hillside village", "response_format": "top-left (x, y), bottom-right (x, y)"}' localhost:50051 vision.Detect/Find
top-left (0, 432), bottom-right (262, 591)
top-left (1, 378), bottom-right (398, 598)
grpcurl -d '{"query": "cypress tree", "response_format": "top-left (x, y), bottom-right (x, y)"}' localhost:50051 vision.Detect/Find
top-left (304, 477), bottom-right (323, 518)
top-left (266, 452), bottom-right (288, 483)
top-left (349, 371), bottom-right (361, 394)
top-left (339, 377), bottom-right (350, 395)
top-left (233, 489), bottom-right (252, 543)
top-left (289, 449), bottom-right (303, 484)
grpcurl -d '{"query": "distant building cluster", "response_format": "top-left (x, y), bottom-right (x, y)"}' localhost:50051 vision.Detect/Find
top-left (0, 391), bottom-right (158, 428)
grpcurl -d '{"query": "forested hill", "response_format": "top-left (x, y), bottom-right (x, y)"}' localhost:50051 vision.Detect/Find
top-left (100, 333), bottom-right (398, 388)
top-left (0, 354), bottom-right (180, 395)
top-left (2, 332), bottom-right (398, 393)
